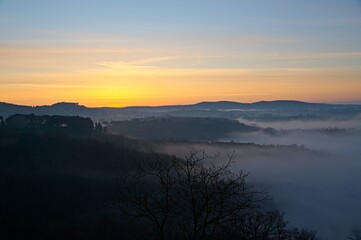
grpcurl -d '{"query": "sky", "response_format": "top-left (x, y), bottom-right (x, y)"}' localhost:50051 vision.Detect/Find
top-left (0, 0), bottom-right (361, 107)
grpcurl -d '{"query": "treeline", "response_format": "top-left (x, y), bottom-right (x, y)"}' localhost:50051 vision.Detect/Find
top-left (0, 132), bottom-right (173, 239)
top-left (1, 114), bottom-right (358, 239)
top-left (112, 151), bottom-right (321, 240)
top-left (0, 114), bottom-right (105, 135)
top-left (0, 133), bottom-right (321, 240)
top-left (108, 116), bottom-right (259, 141)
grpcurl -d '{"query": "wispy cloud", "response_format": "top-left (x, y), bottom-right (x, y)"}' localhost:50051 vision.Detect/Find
top-left (96, 55), bottom-right (206, 70)
top-left (96, 61), bottom-right (154, 71)
top-left (95, 51), bottom-right (361, 70)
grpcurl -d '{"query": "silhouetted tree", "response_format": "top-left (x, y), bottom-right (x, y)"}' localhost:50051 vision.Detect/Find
top-left (174, 151), bottom-right (265, 240)
top-left (95, 122), bottom-right (103, 132)
top-left (349, 226), bottom-right (361, 240)
top-left (113, 151), bottom-right (266, 240)
top-left (287, 228), bottom-right (319, 240)
top-left (113, 155), bottom-right (178, 240)
top-left (0, 116), bottom-right (4, 132)
top-left (234, 210), bottom-right (288, 240)
top-left (4, 114), bottom-right (94, 135)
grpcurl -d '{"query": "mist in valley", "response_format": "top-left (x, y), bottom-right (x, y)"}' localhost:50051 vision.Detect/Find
top-left (1, 0), bottom-right (361, 238)
top-left (152, 116), bottom-right (361, 239)
top-left (2, 108), bottom-right (360, 239)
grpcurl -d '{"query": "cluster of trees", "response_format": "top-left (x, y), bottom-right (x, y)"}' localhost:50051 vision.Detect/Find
top-left (0, 116), bottom-right (4, 132)
top-left (0, 132), bottom-right (152, 240)
top-left (108, 116), bottom-right (259, 141)
top-left (1, 114), bottom-right (103, 135)
top-left (112, 151), bottom-right (320, 240)
top-left (1, 114), bottom-right (359, 239)
top-left (349, 226), bottom-right (361, 240)
top-left (0, 128), bottom-right (320, 240)
top-left (94, 122), bottom-right (107, 133)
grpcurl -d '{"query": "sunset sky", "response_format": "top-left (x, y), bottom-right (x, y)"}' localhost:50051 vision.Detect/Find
top-left (1, 0), bottom-right (361, 107)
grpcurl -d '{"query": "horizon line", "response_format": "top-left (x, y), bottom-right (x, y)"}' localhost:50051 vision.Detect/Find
top-left (2, 99), bottom-right (361, 109)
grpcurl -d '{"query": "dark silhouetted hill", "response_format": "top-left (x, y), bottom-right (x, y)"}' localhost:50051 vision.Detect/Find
top-left (108, 116), bottom-right (259, 141)
top-left (1, 100), bottom-right (361, 121)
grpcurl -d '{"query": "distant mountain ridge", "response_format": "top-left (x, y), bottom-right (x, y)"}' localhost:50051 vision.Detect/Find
top-left (189, 100), bottom-right (329, 110)
top-left (1, 100), bottom-right (360, 120)
top-left (0, 100), bottom-right (352, 111)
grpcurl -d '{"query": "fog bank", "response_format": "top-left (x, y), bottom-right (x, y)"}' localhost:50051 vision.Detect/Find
top-left (152, 117), bottom-right (361, 239)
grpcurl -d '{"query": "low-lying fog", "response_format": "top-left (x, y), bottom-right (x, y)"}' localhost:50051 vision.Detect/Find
top-left (238, 115), bottom-right (361, 131)
top-left (154, 116), bottom-right (361, 239)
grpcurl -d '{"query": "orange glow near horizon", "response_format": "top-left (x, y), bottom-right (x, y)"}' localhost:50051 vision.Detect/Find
top-left (1, 66), bottom-right (361, 107)
top-left (1, 44), bottom-right (360, 107)
top-left (1, 1), bottom-right (361, 108)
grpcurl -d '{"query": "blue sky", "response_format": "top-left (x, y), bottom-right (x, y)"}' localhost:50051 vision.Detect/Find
top-left (0, 0), bottom-right (361, 106)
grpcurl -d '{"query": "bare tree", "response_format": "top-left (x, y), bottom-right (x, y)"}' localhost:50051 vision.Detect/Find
top-left (174, 151), bottom-right (265, 240)
top-left (112, 151), bottom-right (266, 240)
top-left (111, 155), bottom-right (179, 240)
top-left (349, 226), bottom-right (361, 240)
top-left (235, 210), bottom-right (288, 240)
top-left (287, 228), bottom-right (319, 240)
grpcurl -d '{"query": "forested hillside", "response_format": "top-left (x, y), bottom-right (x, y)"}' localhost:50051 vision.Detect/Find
top-left (0, 114), bottom-right (324, 239)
